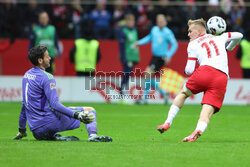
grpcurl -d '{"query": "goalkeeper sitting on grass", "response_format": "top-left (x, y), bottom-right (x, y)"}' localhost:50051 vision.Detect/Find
top-left (13, 45), bottom-right (112, 142)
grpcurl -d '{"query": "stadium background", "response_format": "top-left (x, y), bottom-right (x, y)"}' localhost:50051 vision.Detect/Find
top-left (0, 1), bottom-right (250, 167)
top-left (0, 0), bottom-right (249, 104)
top-left (0, 0), bottom-right (249, 77)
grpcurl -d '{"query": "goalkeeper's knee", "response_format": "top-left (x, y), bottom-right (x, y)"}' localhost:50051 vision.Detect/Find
top-left (82, 107), bottom-right (95, 112)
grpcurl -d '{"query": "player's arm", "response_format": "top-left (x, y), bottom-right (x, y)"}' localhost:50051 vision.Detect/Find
top-left (223, 32), bottom-right (243, 51)
top-left (43, 78), bottom-right (75, 117)
top-left (166, 30), bottom-right (178, 58)
top-left (43, 78), bottom-right (94, 123)
top-left (13, 102), bottom-right (27, 140)
top-left (119, 30), bottom-right (127, 65)
top-left (184, 44), bottom-right (197, 75)
top-left (137, 29), bottom-right (152, 45)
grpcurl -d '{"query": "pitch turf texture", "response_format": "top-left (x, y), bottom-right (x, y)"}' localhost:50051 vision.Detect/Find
top-left (0, 102), bottom-right (249, 167)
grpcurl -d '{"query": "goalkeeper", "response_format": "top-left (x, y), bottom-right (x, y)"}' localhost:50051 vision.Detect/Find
top-left (13, 45), bottom-right (112, 142)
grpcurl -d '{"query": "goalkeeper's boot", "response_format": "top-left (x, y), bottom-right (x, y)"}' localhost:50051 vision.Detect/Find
top-left (182, 130), bottom-right (202, 142)
top-left (88, 134), bottom-right (112, 142)
top-left (13, 132), bottom-right (27, 140)
top-left (157, 123), bottom-right (170, 134)
top-left (54, 133), bottom-right (80, 141)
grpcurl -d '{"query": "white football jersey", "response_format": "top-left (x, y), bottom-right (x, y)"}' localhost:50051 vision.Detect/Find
top-left (185, 32), bottom-right (243, 77)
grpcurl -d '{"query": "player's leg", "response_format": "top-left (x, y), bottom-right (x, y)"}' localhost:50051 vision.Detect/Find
top-left (152, 57), bottom-right (169, 103)
top-left (182, 66), bottom-right (227, 142)
top-left (152, 73), bottom-right (169, 104)
top-left (182, 104), bottom-right (214, 142)
top-left (198, 104), bottom-right (215, 125)
top-left (157, 89), bottom-right (190, 133)
top-left (135, 66), bottom-right (154, 104)
top-left (32, 107), bottom-right (111, 142)
top-left (154, 82), bottom-right (169, 104)
top-left (157, 71), bottom-right (197, 133)
top-left (137, 56), bottom-right (164, 104)
top-left (32, 107), bottom-right (82, 141)
top-left (32, 106), bottom-right (90, 141)
top-left (82, 107), bottom-right (112, 142)
top-left (143, 66), bottom-right (155, 103)
top-left (82, 107), bottom-right (97, 136)
top-left (120, 62), bottom-right (134, 96)
top-left (32, 118), bottom-right (81, 141)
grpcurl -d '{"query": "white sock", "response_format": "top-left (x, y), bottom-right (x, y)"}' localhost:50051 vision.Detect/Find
top-left (195, 121), bottom-right (208, 133)
top-left (164, 105), bottom-right (180, 125)
top-left (89, 134), bottom-right (97, 138)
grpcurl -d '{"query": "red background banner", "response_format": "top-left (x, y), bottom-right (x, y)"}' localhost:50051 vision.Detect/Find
top-left (0, 39), bottom-right (242, 78)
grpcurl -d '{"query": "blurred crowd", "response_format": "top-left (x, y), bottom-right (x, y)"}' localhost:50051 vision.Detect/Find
top-left (0, 0), bottom-right (250, 41)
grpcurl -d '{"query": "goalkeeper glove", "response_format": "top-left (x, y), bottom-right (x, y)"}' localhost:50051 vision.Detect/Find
top-left (73, 111), bottom-right (95, 124)
top-left (13, 128), bottom-right (27, 140)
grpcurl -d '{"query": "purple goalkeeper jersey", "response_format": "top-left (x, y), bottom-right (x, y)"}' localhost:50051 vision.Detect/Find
top-left (19, 67), bottom-right (75, 131)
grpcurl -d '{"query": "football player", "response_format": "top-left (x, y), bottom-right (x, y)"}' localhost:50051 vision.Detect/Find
top-left (157, 18), bottom-right (243, 142)
top-left (13, 45), bottom-right (112, 142)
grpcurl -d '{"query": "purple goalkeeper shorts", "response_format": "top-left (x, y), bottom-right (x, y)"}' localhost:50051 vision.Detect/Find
top-left (32, 107), bottom-right (83, 140)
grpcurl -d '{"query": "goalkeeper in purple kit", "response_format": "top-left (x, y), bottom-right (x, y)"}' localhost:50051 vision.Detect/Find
top-left (13, 45), bottom-right (112, 142)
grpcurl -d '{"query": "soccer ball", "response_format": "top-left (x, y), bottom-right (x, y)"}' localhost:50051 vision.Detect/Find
top-left (207, 16), bottom-right (226, 35)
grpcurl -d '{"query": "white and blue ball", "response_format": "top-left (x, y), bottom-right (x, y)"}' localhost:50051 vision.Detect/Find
top-left (207, 16), bottom-right (227, 35)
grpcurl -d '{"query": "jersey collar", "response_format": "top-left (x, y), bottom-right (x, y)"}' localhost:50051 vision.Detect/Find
top-left (34, 66), bottom-right (45, 71)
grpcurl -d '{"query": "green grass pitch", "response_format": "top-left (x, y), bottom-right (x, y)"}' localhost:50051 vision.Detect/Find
top-left (0, 102), bottom-right (249, 167)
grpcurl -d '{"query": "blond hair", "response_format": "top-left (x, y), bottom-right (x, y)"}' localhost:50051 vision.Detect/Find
top-left (187, 18), bottom-right (206, 30)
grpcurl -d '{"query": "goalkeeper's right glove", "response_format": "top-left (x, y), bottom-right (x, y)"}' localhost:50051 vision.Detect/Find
top-left (13, 128), bottom-right (27, 140)
top-left (73, 111), bottom-right (95, 124)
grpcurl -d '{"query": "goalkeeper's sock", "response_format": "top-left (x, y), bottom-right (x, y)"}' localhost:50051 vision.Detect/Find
top-left (85, 110), bottom-right (97, 137)
top-left (89, 134), bottom-right (98, 138)
top-left (195, 121), bottom-right (207, 133)
top-left (165, 105), bottom-right (180, 125)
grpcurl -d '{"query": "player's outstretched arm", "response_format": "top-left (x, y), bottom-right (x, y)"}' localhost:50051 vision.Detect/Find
top-left (224, 32), bottom-right (243, 51)
top-left (43, 78), bottom-right (95, 124)
top-left (137, 29), bottom-right (152, 45)
top-left (43, 78), bottom-right (75, 117)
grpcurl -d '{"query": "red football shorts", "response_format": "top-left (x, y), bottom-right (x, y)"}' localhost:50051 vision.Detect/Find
top-left (186, 65), bottom-right (228, 113)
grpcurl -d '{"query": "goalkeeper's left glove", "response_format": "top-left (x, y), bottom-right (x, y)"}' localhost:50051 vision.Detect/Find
top-left (13, 128), bottom-right (27, 140)
top-left (73, 111), bottom-right (95, 124)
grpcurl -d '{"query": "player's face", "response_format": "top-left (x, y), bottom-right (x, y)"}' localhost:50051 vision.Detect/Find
top-left (39, 12), bottom-right (49, 27)
top-left (126, 18), bottom-right (135, 28)
top-left (188, 24), bottom-right (200, 41)
top-left (41, 51), bottom-right (51, 69)
top-left (157, 16), bottom-right (166, 29)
